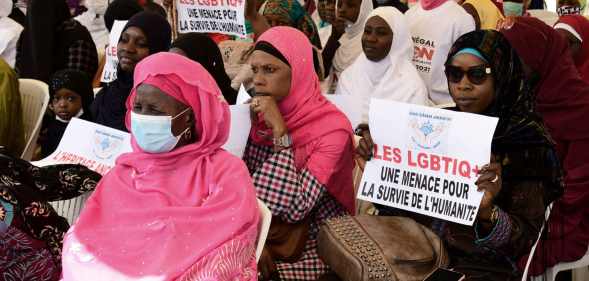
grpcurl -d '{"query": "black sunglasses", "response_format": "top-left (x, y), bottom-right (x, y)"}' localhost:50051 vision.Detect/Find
top-left (444, 65), bottom-right (492, 85)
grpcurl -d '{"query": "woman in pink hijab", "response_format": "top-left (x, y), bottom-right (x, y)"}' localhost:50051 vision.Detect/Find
top-left (61, 52), bottom-right (260, 281)
top-left (244, 26), bottom-right (355, 280)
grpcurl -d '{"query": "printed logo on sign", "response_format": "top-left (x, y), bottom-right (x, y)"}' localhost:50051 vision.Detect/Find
top-left (408, 111), bottom-right (450, 152)
top-left (93, 130), bottom-right (124, 160)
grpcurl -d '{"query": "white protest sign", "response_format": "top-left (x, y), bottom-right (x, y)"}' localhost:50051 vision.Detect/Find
top-left (32, 118), bottom-right (132, 175)
top-left (33, 107), bottom-right (251, 173)
top-left (100, 20), bottom-right (127, 83)
top-left (176, 0), bottom-right (246, 37)
top-left (325, 94), bottom-right (362, 129)
top-left (236, 84), bottom-right (251, 104)
top-left (357, 99), bottom-right (498, 225)
top-left (224, 104), bottom-right (251, 158)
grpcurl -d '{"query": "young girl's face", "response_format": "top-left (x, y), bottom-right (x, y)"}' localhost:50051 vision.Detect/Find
top-left (52, 89), bottom-right (83, 121)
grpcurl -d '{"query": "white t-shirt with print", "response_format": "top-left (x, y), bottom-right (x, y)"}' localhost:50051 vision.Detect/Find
top-left (405, 1), bottom-right (475, 105)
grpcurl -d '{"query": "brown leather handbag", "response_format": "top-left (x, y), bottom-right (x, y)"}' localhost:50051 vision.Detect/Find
top-left (266, 215), bottom-right (311, 262)
top-left (258, 216), bottom-right (312, 281)
top-left (318, 215), bottom-right (449, 281)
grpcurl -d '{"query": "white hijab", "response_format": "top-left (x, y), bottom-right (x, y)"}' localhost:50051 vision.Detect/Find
top-left (335, 7), bottom-right (430, 124)
top-left (75, 0), bottom-right (109, 49)
top-left (330, 0), bottom-right (373, 79)
top-left (0, 0), bottom-right (12, 18)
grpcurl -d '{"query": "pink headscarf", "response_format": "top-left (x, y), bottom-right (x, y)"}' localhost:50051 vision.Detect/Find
top-left (420, 0), bottom-right (448, 10)
top-left (250, 26), bottom-right (356, 213)
top-left (62, 53), bottom-right (259, 280)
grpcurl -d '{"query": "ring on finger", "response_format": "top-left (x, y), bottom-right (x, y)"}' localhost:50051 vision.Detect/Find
top-left (491, 174), bottom-right (499, 183)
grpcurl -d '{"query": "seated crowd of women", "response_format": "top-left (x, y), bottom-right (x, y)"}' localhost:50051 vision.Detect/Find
top-left (1, 0), bottom-right (588, 280)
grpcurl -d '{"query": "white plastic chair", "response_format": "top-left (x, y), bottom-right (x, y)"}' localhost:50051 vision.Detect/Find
top-left (49, 193), bottom-right (92, 225)
top-left (19, 79), bottom-right (49, 161)
top-left (256, 199), bottom-right (272, 262)
top-left (530, 246), bottom-right (589, 281)
top-left (522, 201), bottom-right (589, 281)
top-left (521, 203), bottom-right (553, 281)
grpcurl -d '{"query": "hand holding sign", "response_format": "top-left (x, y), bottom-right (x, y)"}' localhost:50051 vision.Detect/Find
top-left (357, 99), bottom-right (498, 226)
top-left (475, 159), bottom-right (502, 221)
top-left (355, 124), bottom-right (373, 170)
top-left (358, 126), bottom-right (504, 222)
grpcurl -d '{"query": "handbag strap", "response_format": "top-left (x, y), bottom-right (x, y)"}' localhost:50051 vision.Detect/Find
top-left (325, 216), bottom-right (397, 281)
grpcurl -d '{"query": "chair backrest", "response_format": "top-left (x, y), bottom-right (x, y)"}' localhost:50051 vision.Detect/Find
top-left (49, 193), bottom-right (92, 225)
top-left (19, 79), bottom-right (49, 161)
top-left (256, 198), bottom-right (272, 262)
top-left (522, 203), bottom-right (553, 281)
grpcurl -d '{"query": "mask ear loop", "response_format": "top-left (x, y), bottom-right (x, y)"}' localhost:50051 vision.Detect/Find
top-left (171, 107), bottom-right (192, 120)
top-left (171, 107), bottom-right (193, 140)
top-left (183, 127), bottom-right (192, 141)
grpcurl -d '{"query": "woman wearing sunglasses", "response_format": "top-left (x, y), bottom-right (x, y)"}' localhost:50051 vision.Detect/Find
top-left (355, 30), bottom-right (563, 280)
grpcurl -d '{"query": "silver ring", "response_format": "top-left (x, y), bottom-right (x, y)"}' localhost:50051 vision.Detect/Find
top-left (491, 174), bottom-right (499, 183)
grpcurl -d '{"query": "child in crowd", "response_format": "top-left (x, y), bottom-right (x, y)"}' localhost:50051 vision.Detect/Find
top-left (317, 0), bottom-right (337, 48)
top-left (41, 69), bottom-right (94, 158)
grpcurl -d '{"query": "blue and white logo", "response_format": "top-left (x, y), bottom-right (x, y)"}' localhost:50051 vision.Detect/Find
top-left (93, 130), bottom-right (124, 160)
top-left (409, 111), bottom-right (450, 152)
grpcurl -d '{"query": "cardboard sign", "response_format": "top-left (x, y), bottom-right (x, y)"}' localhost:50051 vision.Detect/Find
top-left (100, 20), bottom-right (127, 83)
top-left (357, 99), bottom-right (498, 225)
top-left (226, 104), bottom-right (251, 158)
top-left (33, 106), bottom-right (251, 173)
top-left (176, 0), bottom-right (246, 37)
top-left (236, 84), bottom-right (251, 104)
top-left (32, 118), bottom-right (132, 175)
top-left (325, 94), bottom-right (362, 130)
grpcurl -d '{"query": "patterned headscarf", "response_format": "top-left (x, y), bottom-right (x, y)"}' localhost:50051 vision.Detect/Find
top-left (262, 0), bottom-right (322, 48)
top-left (446, 30), bottom-right (562, 202)
top-left (447, 30), bottom-right (549, 149)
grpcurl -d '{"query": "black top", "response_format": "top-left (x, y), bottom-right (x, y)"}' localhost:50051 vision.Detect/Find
top-left (16, 0), bottom-right (97, 83)
top-left (91, 68), bottom-right (133, 132)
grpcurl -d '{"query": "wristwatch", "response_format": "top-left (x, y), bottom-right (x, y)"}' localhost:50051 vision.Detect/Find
top-left (273, 133), bottom-right (292, 148)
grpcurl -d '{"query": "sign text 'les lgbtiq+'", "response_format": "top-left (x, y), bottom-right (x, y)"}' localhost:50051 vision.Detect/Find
top-left (357, 99), bottom-right (498, 226)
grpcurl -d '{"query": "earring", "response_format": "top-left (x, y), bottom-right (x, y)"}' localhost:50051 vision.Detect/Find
top-left (185, 129), bottom-right (192, 140)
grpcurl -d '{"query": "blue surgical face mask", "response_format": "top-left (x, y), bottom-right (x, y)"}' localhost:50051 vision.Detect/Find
top-left (503, 2), bottom-right (524, 16)
top-left (131, 108), bottom-right (190, 154)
